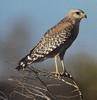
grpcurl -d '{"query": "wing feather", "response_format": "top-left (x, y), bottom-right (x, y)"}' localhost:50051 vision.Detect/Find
top-left (29, 17), bottom-right (73, 62)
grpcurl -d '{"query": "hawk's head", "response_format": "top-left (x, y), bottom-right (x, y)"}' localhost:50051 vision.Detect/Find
top-left (68, 9), bottom-right (87, 20)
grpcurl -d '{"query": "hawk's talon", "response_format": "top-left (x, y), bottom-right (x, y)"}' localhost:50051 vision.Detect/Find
top-left (51, 72), bottom-right (61, 78)
top-left (60, 72), bottom-right (73, 80)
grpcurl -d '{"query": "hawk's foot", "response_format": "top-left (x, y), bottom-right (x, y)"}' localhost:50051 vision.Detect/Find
top-left (51, 72), bottom-right (61, 79)
top-left (60, 71), bottom-right (73, 80)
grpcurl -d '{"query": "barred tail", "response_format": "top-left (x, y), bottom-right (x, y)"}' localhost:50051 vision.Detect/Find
top-left (16, 54), bottom-right (33, 71)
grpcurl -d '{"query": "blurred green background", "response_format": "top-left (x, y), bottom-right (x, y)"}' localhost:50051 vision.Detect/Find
top-left (0, 0), bottom-right (97, 100)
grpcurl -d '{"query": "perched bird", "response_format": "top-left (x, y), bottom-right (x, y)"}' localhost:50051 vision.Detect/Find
top-left (16, 9), bottom-right (87, 79)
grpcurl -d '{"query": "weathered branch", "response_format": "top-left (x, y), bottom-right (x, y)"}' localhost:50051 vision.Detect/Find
top-left (1, 66), bottom-right (83, 100)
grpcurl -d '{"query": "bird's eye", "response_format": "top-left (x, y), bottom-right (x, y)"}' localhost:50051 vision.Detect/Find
top-left (76, 12), bottom-right (80, 15)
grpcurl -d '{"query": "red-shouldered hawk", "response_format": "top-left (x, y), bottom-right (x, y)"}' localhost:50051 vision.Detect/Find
top-left (16, 9), bottom-right (87, 79)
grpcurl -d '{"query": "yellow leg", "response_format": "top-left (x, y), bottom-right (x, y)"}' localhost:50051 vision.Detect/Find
top-left (60, 59), bottom-right (65, 75)
top-left (54, 55), bottom-right (59, 74)
top-left (60, 58), bottom-right (73, 79)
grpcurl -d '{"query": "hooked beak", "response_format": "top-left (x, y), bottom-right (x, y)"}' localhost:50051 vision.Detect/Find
top-left (83, 13), bottom-right (87, 18)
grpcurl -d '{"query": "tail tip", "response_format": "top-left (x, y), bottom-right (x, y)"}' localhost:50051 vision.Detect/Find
top-left (16, 66), bottom-right (22, 71)
top-left (16, 61), bottom-right (27, 71)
